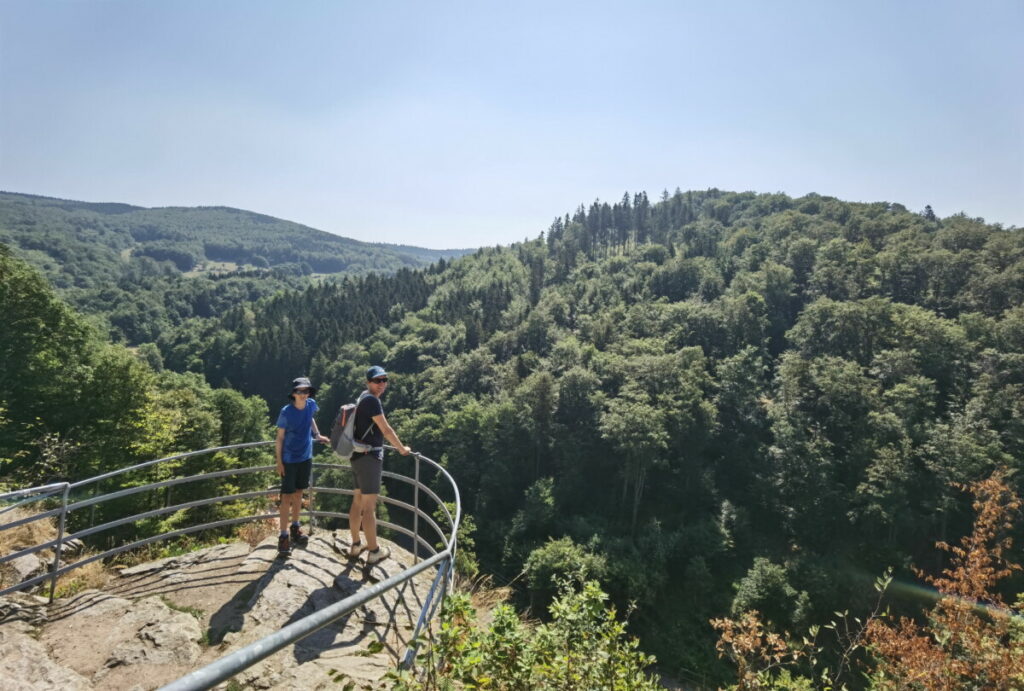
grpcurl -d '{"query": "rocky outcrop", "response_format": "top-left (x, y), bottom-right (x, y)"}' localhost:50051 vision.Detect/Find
top-left (0, 532), bottom-right (438, 690)
top-left (218, 532), bottom-right (430, 690)
top-left (0, 620), bottom-right (92, 691)
top-left (40, 594), bottom-right (204, 688)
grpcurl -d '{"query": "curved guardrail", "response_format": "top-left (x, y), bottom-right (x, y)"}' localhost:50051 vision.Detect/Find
top-left (0, 441), bottom-right (461, 688)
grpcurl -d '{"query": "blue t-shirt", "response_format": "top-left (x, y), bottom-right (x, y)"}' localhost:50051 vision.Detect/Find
top-left (276, 399), bottom-right (319, 463)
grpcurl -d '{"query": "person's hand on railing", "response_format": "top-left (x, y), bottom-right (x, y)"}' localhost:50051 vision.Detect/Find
top-left (315, 434), bottom-right (330, 444)
top-left (398, 446), bottom-right (412, 456)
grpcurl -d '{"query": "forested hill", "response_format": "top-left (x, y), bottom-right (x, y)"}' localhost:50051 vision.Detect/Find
top-left (5, 187), bottom-right (1023, 683)
top-left (0, 191), bottom-right (470, 343)
top-left (0, 191), bottom-right (467, 276)
top-left (155, 188), bottom-right (1024, 679)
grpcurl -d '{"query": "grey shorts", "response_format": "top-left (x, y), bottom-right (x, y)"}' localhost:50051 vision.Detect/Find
top-left (350, 453), bottom-right (383, 495)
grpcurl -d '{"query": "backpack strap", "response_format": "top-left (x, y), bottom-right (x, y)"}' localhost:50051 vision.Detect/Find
top-left (356, 391), bottom-right (377, 440)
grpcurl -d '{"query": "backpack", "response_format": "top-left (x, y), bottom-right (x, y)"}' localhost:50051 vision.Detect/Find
top-left (329, 393), bottom-right (375, 459)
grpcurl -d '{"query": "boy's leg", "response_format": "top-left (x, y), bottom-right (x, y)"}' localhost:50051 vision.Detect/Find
top-left (279, 491), bottom-right (292, 533)
top-left (287, 459), bottom-right (312, 545)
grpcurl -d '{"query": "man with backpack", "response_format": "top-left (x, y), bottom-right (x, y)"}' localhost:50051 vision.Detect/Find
top-left (346, 365), bottom-right (411, 565)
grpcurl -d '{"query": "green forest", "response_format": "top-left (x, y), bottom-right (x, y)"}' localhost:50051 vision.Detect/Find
top-left (0, 191), bottom-right (467, 343)
top-left (2, 188), bottom-right (1023, 686)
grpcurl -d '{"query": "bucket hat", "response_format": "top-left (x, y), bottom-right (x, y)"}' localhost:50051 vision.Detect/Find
top-left (290, 376), bottom-right (317, 396)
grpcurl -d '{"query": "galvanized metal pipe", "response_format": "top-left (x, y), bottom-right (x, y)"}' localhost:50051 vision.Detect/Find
top-left (47, 483), bottom-right (70, 603)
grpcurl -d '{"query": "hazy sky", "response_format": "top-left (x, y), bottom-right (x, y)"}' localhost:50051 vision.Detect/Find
top-left (1, 1), bottom-right (1021, 249)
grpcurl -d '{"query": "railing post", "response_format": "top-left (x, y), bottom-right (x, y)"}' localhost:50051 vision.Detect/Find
top-left (413, 454), bottom-right (420, 565)
top-left (306, 458), bottom-right (317, 536)
top-left (48, 483), bottom-right (70, 603)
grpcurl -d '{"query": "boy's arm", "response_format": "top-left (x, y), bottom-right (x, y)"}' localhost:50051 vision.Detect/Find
top-left (275, 427), bottom-right (286, 476)
top-left (311, 419), bottom-right (329, 444)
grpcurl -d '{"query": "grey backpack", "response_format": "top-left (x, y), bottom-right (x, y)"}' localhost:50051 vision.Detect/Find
top-left (329, 393), bottom-right (375, 459)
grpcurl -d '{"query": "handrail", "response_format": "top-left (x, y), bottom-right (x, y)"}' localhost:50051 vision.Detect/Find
top-left (0, 441), bottom-right (461, 687)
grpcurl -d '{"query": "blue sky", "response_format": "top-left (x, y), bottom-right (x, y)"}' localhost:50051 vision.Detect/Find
top-left (1, 1), bottom-right (1021, 248)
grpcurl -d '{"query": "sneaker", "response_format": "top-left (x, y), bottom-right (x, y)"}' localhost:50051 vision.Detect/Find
top-left (289, 524), bottom-right (309, 547)
top-left (347, 541), bottom-right (365, 559)
top-left (277, 534), bottom-right (291, 556)
top-left (365, 545), bottom-right (390, 565)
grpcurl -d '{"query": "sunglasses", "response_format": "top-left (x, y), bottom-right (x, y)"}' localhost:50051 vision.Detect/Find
top-left (293, 388), bottom-right (311, 395)
top-left (370, 378), bottom-right (389, 384)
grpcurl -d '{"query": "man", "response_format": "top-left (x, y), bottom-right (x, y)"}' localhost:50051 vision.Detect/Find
top-left (348, 365), bottom-right (411, 565)
top-left (275, 376), bottom-right (329, 556)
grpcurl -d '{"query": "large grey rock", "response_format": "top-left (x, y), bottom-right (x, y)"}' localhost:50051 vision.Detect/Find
top-left (101, 597), bottom-right (204, 669)
top-left (13, 535), bottom-right (435, 689)
top-left (42, 594), bottom-right (203, 685)
top-left (9, 552), bottom-right (46, 585)
top-left (116, 542), bottom-right (243, 577)
top-left (218, 532), bottom-right (431, 688)
top-left (0, 593), bottom-right (49, 626)
top-left (0, 625), bottom-right (91, 691)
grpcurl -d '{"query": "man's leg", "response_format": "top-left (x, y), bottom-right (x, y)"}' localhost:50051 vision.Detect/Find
top-left (362, 493), bottom-right (390, 564)
top-left (349, 490), bottom-right (363, 543)
top-left (361, 493), bottom-right (379, 551)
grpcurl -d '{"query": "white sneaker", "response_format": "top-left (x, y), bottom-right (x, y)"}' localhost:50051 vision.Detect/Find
top-left (365, 545), bottom-right (390, 565)
top-left (347, 541), bottom-right (366, 559)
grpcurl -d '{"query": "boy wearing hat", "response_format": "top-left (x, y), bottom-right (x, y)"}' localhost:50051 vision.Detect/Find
top-left (348, 365), bottom-right (411, 565)
top-left (275, 376), bottom-right (329, 555)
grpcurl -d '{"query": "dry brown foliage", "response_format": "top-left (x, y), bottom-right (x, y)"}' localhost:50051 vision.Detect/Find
top-left (0, 506), bottom-right (56, 556)
top-left (710, 609), bottom-right (805, 689)
top-left (1, 507), bottom-right (58, 590)
top-left (865, 469), bottom-right (1024, 690)
top-left (238, 517), bottom-right (277, 548)
top-left (53, 551), bottom-right (109, 598)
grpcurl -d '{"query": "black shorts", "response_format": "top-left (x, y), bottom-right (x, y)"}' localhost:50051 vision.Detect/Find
top-left (281, 459), bottom-right (312, 495)
top-left (350, 453), bottom-right (383, 495)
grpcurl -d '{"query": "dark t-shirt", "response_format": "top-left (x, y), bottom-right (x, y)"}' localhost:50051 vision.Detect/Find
top-left (354, 391), bottom-right (384, 456)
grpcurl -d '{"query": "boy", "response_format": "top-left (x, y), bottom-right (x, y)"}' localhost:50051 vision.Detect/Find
top-left (275, 376), bottom-right (329, 555)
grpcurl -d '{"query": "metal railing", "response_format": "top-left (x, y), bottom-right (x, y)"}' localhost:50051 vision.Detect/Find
top-left (0, 441), bottom-right (461, 688)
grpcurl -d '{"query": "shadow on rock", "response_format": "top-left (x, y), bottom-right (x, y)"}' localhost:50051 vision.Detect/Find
top-left (206, 547), bottom-right (289, 645)
top-left (287, 559), bottom-right (389, 664)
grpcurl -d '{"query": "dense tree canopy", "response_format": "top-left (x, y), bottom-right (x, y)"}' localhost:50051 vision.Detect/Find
top-left (3, 188), bottom-right (1022, 684)
top-left (0, 191), bottom-right (469, 344)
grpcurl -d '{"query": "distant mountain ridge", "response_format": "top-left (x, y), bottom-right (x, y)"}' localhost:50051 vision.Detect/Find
top-left (0, 191), bottom-right (470, 279)
top-left (0, 190), bottom-right (473, 344)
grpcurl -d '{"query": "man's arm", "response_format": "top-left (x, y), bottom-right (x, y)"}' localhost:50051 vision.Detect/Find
top-left (372, 413), bottom-right (411, 455)
top-left (275, 427), bottom-right (286, 476)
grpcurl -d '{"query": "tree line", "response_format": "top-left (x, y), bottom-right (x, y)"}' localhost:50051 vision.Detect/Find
top-left (3, 188), bottom-right (1022, 683)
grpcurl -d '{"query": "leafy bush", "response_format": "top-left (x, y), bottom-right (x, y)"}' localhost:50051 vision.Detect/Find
top-left (391, 578), bottom-right (660, 690)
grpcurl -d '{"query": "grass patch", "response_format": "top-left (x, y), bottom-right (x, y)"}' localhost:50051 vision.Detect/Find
top-left (161, 595), bottom-right (205, 620)
top-left (53, 553), bottom-right (108, 598)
